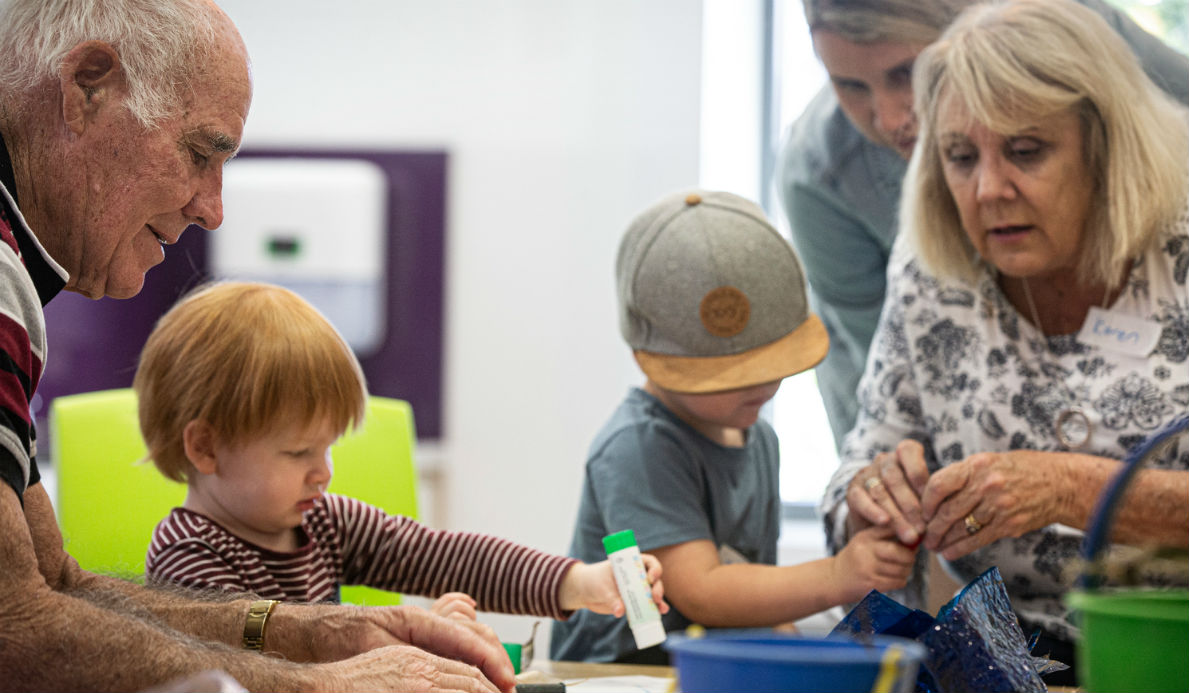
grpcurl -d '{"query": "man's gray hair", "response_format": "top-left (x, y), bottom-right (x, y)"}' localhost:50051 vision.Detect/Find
top-left (802, 0), bottom-right (971, 45)
top-left (0, 0), bottom-right (220, 127)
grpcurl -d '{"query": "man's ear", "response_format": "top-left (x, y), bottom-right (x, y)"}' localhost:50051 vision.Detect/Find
top-left (58, 40), bottom-right (124, 136)
top-left (183, 420), bottom-right (220, 476)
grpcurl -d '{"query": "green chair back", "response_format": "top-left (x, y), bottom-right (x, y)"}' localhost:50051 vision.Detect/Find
top-left (51, 388), bottom-right (181, 581)
top-left (50, 389), bottom-right (418, 606)
top-left (328, 395), bottom-right (419, 606)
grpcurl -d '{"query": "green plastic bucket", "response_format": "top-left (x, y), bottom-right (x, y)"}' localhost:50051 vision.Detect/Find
top-left (1071, 414), bottom-right (1189, 692)
top-left (1065, 589), bottom-right (1189, 692)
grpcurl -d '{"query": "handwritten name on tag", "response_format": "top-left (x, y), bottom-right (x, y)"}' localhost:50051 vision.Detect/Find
top-left (1078, 307), bottom-right (1161, 357)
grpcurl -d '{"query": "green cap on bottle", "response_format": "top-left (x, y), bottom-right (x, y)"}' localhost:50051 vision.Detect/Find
top-left (603, 529), bottom-right (638, 555)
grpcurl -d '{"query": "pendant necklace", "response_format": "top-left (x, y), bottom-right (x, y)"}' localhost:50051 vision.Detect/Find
top-left (1020, 278), bottom-right (1094, 450)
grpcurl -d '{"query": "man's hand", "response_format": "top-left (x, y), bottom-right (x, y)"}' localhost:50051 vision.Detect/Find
top-left (268, 603), bottom-right (516, 692)
top-left (318, 644), bottom-right (506, 693)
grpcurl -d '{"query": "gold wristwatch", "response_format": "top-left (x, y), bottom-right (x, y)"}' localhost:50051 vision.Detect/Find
top-left (242, 599), bottom-right (279, 651)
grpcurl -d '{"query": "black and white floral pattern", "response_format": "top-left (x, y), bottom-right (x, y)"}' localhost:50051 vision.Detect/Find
top-left (821, 216), bottom-right (1189, 642)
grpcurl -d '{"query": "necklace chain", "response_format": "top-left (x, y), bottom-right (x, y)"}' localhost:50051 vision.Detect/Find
top-left (1020, 278), bottom-right (1093, 450)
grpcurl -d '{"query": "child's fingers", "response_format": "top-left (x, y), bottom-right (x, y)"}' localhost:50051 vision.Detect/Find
top-left (437, 591), bottom-right (477, 606)
top-left (432, 592), bottom-right (479, 621)
top-left (651, 582), bottom-right (670, 614)
top-left (440, 602), bottom-right (478, 621)
top-left (638, 554), bottom-right (669, 613)
top-left (641, 553), bottom-right (664, 581)
top-left (875, 539), bottom-right (918, 570)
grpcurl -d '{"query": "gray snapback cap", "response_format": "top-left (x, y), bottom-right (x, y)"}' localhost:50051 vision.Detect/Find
top-left (617, 190), bottom-right (828, 393)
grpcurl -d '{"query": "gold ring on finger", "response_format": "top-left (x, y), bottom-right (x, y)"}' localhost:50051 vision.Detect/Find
top-left (864, 477), bottom-right (883, 491)
top-left (964, 514), bottom-right (983, 535)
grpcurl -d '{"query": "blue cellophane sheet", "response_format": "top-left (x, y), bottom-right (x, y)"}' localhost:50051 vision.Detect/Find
top-left (830, 566), bottom-right (1051, 693)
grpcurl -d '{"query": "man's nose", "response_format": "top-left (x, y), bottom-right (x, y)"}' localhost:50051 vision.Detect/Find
top-left (872, 87), bottom-right (914, 138)
top-left (182, 170), bottom-right (225, 230)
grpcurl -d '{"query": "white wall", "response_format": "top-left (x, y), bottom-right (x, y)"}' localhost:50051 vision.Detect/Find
top-left (217, 0), bottom-right (705, 644)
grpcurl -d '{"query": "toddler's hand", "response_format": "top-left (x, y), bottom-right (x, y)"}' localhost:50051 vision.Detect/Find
top-left (559, 555), bottom-right (669, 618)
top-left (833, 525), bottom-right (917, 604)
top-left (430, 591), bottom-right (478, 621)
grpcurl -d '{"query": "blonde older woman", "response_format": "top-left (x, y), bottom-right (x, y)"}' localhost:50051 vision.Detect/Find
top-left (776, 0), bottom-right (1188, 448)
top-left (821, 0), bottom-right (1189, 683)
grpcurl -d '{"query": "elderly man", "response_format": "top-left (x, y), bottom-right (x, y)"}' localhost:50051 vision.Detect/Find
top-left (0, 1), bottom-right (513, 691)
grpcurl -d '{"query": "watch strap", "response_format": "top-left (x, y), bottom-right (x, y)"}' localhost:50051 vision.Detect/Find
top-left (242, 599), bottom-right (279, 651)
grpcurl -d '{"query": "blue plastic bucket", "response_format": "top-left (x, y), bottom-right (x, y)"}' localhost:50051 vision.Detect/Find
top-left (665, 631), bottom-right (926, 693)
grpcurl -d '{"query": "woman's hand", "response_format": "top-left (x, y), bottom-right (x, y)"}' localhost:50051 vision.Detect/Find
top-left (921, 449), bottom-right (1073, 560)
top-left (431, 592), bottom-right (479, 621)
top-left (846, 439), bottom-right (931, 547)
top-left (558, 556), bottom-right (669, 618)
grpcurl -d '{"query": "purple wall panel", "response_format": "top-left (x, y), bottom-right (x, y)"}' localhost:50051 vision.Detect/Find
top-left (37, 149), bottom-right (447, 441)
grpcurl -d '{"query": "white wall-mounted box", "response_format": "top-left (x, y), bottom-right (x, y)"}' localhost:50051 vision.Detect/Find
top-left (213, 157), bottom-right (388, 355)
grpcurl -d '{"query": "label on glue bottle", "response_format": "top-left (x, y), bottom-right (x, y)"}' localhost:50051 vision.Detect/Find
top-left (603, 529), bottom-right (666, 649)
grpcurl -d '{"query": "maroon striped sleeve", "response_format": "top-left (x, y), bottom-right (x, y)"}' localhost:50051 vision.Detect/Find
top-left (327, 494), bottom-right (577, 618)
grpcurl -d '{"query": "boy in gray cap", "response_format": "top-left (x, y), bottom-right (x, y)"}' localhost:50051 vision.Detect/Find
top-left (550, 190), bottom-right (916, 663)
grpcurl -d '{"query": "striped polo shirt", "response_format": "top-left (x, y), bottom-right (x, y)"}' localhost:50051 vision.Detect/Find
top-left (0, 135), bottom-right (67, 502)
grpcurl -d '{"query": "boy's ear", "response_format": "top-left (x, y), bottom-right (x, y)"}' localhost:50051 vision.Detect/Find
top-left (183, 420), bottom-right (219, 476)
top-left (58, 40), bottom-right (125, 136)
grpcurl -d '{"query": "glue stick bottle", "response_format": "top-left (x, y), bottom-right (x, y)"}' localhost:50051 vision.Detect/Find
top-left (603, 529), bottom-right (666, 650)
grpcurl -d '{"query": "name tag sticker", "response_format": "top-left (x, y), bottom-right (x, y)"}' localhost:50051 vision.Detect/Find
top-left (1078, 307), bottom-right (1161, 357)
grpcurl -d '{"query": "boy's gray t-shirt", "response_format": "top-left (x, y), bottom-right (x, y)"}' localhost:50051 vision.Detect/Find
top-left (550, 387), bottom-right (781, 662)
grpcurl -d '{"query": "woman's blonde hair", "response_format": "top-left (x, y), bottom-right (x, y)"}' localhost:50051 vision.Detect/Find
top-left (802, 0), bottom-right (970, 45)
top-left (134, 281), bottom-right (368, 483)
top-left (903, 0), bottom-right (1189, 286)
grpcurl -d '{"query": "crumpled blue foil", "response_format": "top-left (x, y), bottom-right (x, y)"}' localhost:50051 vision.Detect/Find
top-left (831, 567), bottom-right (1054, 693)
top-left (832, 589), bottom-right (936, 640)
top-left (921, 567), bottom-right (1046, 692)
top-left (830, 589), bottom-right (940, 692)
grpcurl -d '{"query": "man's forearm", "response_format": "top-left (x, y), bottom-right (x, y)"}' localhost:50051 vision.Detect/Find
top-left (11, 483), bottom-right (512, 689)
top-left (0, 584), bottom-right (321, 693)
top-left (3, 483), bottom-right (325, 692)
top-left (65, 574), bottom-right (343, 663)
top-left (24, 484), bottom-right (255, 651)
top-left (66, 570), bottom-right (251, 650)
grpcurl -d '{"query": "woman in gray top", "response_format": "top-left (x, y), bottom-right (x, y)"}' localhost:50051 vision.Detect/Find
top-left (776, 0), bottom-right (1189, 448)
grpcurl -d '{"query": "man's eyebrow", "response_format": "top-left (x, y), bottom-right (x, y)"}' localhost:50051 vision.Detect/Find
top-left (188, 126), bottom-right (240, 154)
top-left (213, 133), bottom-right (239, 153)
top-left (830, 75), bottom-right (866, 87)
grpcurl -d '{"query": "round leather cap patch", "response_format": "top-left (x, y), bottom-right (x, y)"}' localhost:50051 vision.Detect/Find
top-left (700, 286), bottom-right (750, 337)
